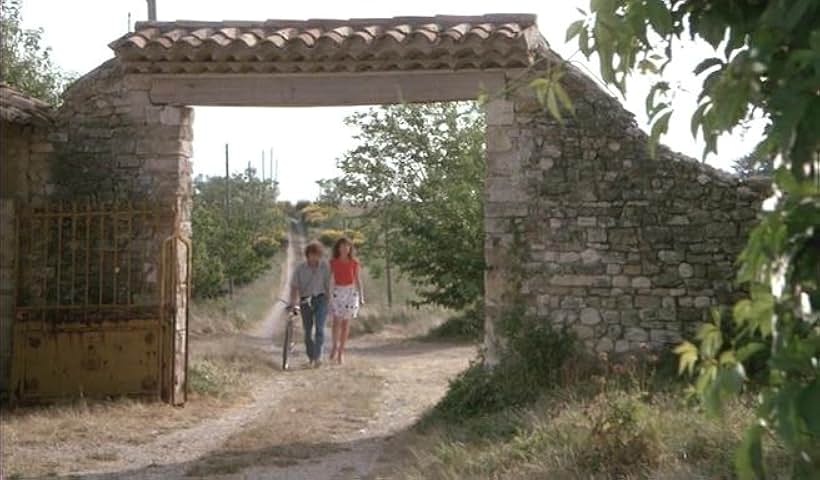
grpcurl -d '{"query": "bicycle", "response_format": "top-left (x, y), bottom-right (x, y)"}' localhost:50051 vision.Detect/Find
top-left (278, 300), bottom-right (300, 371)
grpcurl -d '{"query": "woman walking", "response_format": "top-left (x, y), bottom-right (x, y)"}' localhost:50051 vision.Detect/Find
top-left (329, 237), bottom-right (364, 364)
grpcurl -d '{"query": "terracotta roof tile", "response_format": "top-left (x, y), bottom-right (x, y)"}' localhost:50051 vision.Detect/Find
top-left (109, 14), bottom-right (542, 74)
top-left (0, 83), bottom-right (54, 126)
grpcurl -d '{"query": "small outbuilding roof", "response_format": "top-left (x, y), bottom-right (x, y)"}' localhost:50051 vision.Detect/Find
top-left (0, 83), bottom-right (54, 126)
top-left (109, 14), bottom-right (543, 74)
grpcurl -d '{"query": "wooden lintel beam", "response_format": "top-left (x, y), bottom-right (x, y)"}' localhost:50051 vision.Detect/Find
top-left (146, 71), bottom-right (508, 107)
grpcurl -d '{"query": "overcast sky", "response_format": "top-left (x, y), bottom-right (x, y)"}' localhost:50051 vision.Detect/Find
top-left (22, 0), bottom-right (764, 201)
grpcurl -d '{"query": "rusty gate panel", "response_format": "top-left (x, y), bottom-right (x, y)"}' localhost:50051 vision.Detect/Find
top-left (10, 320), bottom-right (161, 399)
top-left (10, 201), bottom-right (184, 404)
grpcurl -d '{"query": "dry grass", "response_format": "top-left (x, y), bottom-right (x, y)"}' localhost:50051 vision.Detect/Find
top-left (377, 356), bottom-right (793, 480)
top-left (0, 341), bottom-right (277, 478)
top-left (0, 394), bottom-right (235, 478)
top-left (190, 254), bottom-right (285, 335)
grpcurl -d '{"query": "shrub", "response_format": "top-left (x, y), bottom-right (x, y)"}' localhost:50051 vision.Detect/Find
top-left (188, 360), bottom-right (226, 396)
top-left (433, 323), bottom-right (578, 420)
top-left (192, 242), bottom-right (225, 298)
top-left (317, 228), bottom-right (365, 248)
top-left (251, 235), bottom-right (280, 258)
top-left (318, 229), bottom-right (344, 248)
top-left (578, 393), bottom-right (662, 476)
top-left (427, 307), bottom-right (483, 341)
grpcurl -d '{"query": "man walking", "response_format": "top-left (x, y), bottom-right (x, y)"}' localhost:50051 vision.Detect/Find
top-left (289, 241), bottom-right (331, 368)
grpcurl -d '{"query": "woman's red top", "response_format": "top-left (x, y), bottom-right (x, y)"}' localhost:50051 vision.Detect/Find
top-left (330, 258), bottom-right (359, 286)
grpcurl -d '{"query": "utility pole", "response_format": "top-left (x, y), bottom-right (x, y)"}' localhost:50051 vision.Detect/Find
top-left (384, 208), bottom-right (393, 308)
top-left (146, 0), bottom-right (157, 21)
top-left (225, 143), bottom-right (233, 297)
top-left (261, 150), bottom-right (265, 181)
top-left (127, 12), bottom-right (132, 32)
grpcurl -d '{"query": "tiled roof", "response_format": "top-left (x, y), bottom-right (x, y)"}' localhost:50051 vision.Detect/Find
top-left (109, 14), bottom-right (542, 74)
top-left (0, 83), bottom-right (54, 126)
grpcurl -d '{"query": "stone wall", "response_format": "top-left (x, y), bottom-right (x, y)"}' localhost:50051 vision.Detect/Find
top-left (1, 122), bottom-right (53, 201)
top-left (483, 67), bottom-right (769, 359)
top-left (52, 59), bottom-right (193, 231)
top-left (0, 120), bottom-right (53, 395)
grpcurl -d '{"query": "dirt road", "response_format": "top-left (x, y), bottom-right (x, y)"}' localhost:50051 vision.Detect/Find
top-left (8, 228), bottom-right (473, 479)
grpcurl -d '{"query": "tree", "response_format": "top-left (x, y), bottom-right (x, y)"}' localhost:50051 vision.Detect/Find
top-left (192, 169), bottom-right (287, 297)
top-left (0, 0), bottom-right (73, 104)
top-left (567, 2), bottom-right (819, 478)
top-left (732, 142), bottom-right (774, 178)
top-left (334, 102), bottom-right (486, 310)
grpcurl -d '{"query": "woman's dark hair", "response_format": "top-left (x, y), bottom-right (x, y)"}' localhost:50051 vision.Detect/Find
top-left (332, 237), bottom-right (356, 260)
top-left (305, 240), bottom-right (324, 258)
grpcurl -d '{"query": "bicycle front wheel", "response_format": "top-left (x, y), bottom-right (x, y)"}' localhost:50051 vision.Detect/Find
top-left (282, 320), bottom-right (293, 370)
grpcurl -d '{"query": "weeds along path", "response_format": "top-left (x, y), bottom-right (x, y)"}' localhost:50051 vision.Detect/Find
top-left (17, 224), bottom-right (474, 480)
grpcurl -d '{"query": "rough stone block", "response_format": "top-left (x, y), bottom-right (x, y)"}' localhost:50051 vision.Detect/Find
top-left (678, 263), bottom-right (694, 278)
top-left (581, 248), bottom-right (601, 264)
top-left (581, 308), bottom-right (601, 325)
top-left (484, 99), bottom-right (515, 126)
top-left (160, 106), bottom-right (184, 125)
top-left (558, 252), bottom-right (580, 264)
top-left (694, 296), bottom-right (712, 308)
top-left (550, 274), bottom-right (610, 287)
top-left (595, 338), bottom-right (614, 353)
top-left (650, 329), bottom-right (681, 344)
top-left (487, 150), bottom-right (521, 176)
top-left (587, 228), bottom-right (607, 242)
top-left (625, 327), bottom-right (648, 342)
top-left (487, 177), bottom-right (527, 202)
top-left (658, 250), bottom-right (681, 263)
top-left (486, 126), bottom-right (513, 152)
top-left (631, 277), bottom-right (651, 288)
top-left (573, 325), bottom-right (595, 340)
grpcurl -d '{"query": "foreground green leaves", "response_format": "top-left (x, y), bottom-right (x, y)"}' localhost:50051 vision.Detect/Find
top-left (568, 1), bottom-right (820, 478)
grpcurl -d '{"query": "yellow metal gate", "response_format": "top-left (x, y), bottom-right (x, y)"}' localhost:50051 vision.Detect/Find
top-left (10, 201), bottom-right (190, 405)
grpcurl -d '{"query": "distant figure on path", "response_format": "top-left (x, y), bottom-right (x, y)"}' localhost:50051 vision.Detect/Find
top-left (290, 241), bottom-right (331, 368)
top-left (329, 237), bottom-right (365, 364)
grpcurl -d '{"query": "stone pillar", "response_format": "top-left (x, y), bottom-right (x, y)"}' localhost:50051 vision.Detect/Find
top-left (482, 97), bottom-right (525, 365)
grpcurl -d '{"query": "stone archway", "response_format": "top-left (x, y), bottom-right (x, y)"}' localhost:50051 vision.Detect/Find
top-left (5, 14), bottom-right (768, 403)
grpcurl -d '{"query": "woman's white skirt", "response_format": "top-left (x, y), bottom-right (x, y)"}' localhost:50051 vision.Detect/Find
top-left (331, 285), bottom-right (360, 320)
